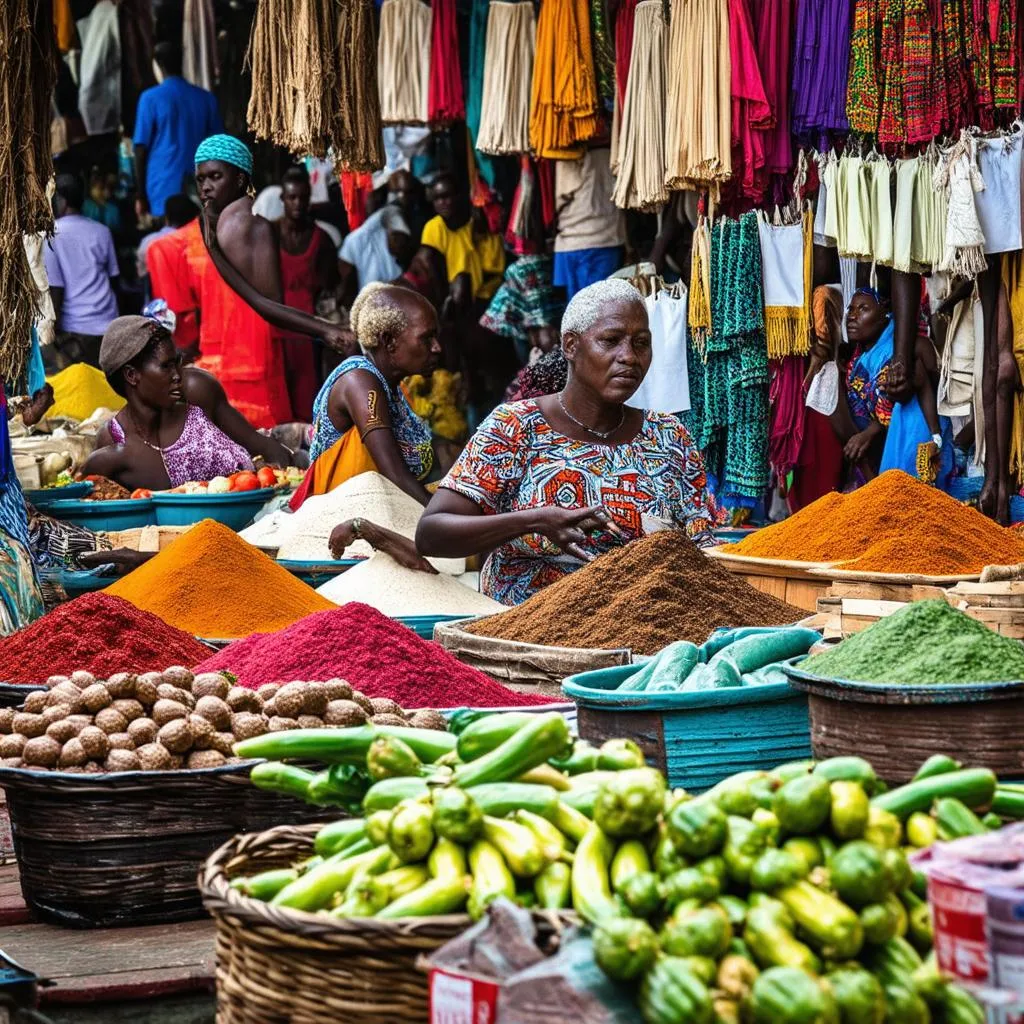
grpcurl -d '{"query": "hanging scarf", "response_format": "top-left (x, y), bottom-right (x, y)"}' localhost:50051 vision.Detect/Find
top-left (427, 0), bottom-right (464, 123)
top-left (758, 210), bottom-right (812, 359)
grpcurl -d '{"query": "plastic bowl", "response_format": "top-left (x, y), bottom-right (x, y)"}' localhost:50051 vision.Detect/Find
top-left (150, 488), bottom-right (276, 531)
top-left (276, 558), bottom-right (361, 587)
top-left (24, 481), bottom-right (94, 506)
top-left (43, 497), bottom-right (155, 530)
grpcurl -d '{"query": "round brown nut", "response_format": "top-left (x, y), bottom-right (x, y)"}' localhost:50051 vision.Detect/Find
top-left (105, 749), bottom-right (141, 772)
top-left (78, 726), bottom-right (110, 761)
top-left (187, 749), bottom-right (226, 769)
top-left (296, 715), bottom-right (324, 730)
top-left (22, 691), bottom-right (47, 715)
top-left (161, 666), bottom-right (194, 689)
top-left (107, 732), bottom-right (135, 751)
top-left (22, 735), bottom-right (62, 768)
top-left (45, 675), bottom-right (71, 689)
top-left (261, 698), bottom-right (279, 718)
top-left (0, 734), bottom-right (26, 758)
top-left (134, 675), bottom-right (160, 707)
top-left (111, 699), bottom-right (145, 722)
top-left (192, 673), bottom-right (231, 700)
top-left (152, 699), bottom-right (188, 727)
top-left (272, 683), bottom-right (305, 719)
top-left (46, 684), bottom-right (81, 712)
top-left (127, 717), bottom-right (157, 746)
top-left (231, 712), bottom-right (267, 741)
top-left (226, 687), bottom-right (261, 713)
top-left (370, 713), bottom-right (409, 727)
top-left (58, 737), bottom-right (88, 768)
top-left (323, 700), bottom-right (366, 726)
top-left (103, 673), bottom-right (137, 699)
top-left (69, 670), bottom-right (97, 689)
top-left (0, 708), bottom-right (14, 733)
top-left (41, 704), bottom-right (71, 726)
top-left (157, 719), bottom-right (192, 755)
top-left (46, 720), bottom-right (79, 744)
top-left (157, 683), bottom-right (192, 706)
top-left (94, 707), bottom-right (128, 735)
top-left (301, 685), bottom-right (328, 717)
top-left (187, 714), bottom-right (215, 748)
top-left (267, 717), bottom-right (299, 732)
top-left (369, 697), bottom-right (403, 718)
top-left (12, 713), bottom-right (46, 739)
top-left (136, 742), bottom-right (171, 771)
top-left (324, 679), bottom-right (353, 701)
top-left (79, 683), bottom-right (112, 714)
top-left (167, 755), bottom-right (184, 770)
top-left (407, 708), bottom-right (449, 732)
top-left (194, 696), bottom-right (231, 731)
top-left (255, 683), bottom-right (281, 702)
top-left (209, 732), bottom-right (236, 755)
top-left (350, 691), bottom-right (374, 715)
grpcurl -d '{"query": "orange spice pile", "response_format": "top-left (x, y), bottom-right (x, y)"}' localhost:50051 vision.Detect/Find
top-left (723, 471), bottom-right (1024, 575)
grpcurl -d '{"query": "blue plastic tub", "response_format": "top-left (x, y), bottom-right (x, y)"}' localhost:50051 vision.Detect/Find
top-left (396, 614), bottom-right (472, 639)
top-left (562, 663), bottom-right (811, 792)
top-left (276, 558), bottom-right (361, 587)
top-left (24, 481), bottom-right (94, 506)
top-left (150, 488), bottom-right (276, 531)
top-left (43, 498), bottom-right (155, 530)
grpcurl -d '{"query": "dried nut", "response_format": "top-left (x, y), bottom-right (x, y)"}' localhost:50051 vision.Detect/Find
top-left (0, 758), bottom-right (23, 769)
top-left (187, 714), bottom-right (215, 748)
top-left (46, 720), bottom-right (79, 744)
top-left (12, 713), bottom-right (46, 739)
top-left (255, 683), bottom-right (281, 702)
top-left (69, 670), bottom-right (97, 689)
top-left (187, 749), bottom-right (226, 769)
top-left (273, 683), bottom-right (305, 719)
top-left (0, 708), bottom-right (13, 733)
top-left (192, 673), bottom-right (231, 700)
top-left (323, 679), bottom-right (353, 701)
top-left (226, 687), bottom-right (261, 713)
top-left (194, 696), bottom-right (232, 731)
top-left (407, 709), bottom-right (449, 732)
top-left (209, 732), bottom-right (236, 755)
top-left (166, 755), bottom-right (185, 770)
top-left (105, 749), bottom-right (141, 772)
top-left (58, 737), bottom-right (88, 768)
top-left (161, 666), bottom-right (194, 689)
top-left (79, 683), bottom-right (112, 714)
top-left (78, 726), bottom-right (110, 761)
top-left (230, 712), bottom-right (267, 741)
top-left (296, 715), bottom-right (324, 729)
top-left (136, 742), bottom-right (171, 771)
top-left (108, 732), bottom-right (135, 751)
top-left (94, 708), bottom-right (129, 735)
top-left (369, 698), bottom-right (403, 718)
top-left (111, 699), bottom-right (145, 722)
top-left (104, 673), bottom-right (137, 699)
top-left (370, 714), bottom-right (409, 727)
top-left (157, 719), bottom-right (193, 755)
top-left (22, 691), bottom-right (47, 715)
top-left (41, 704), bottom-right (71, 726)
top-left (45, 675), bottom-right (72, 689)
top-left (127, 718), bottom-right (158, 746)
top-left (268, 717), bottom-right (299, 732)
top-left (323, 700), bottom-right (366, 726)
top-left (134, 675), bottom-right (160, 707)
top-left (152, 699), bottom-right (188, 727)
top-left (350, 691), bottom-right (374, 715)
top-left (157, 684), bottom-right (194, 709)
top-left (46, 683), bottom-right (81, 710)
top-left (302, 686), bottom-right (328, 717)
top-left (0, 734), bottom-right (26, 758)
top-left (22, 735), bottom-right (62, 768)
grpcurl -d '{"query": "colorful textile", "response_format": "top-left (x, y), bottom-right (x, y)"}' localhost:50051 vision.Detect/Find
top-left (877, 0), bottom-right (906, 146)
top-left (108, 404), bottom-right (253, 486)
top-left (729, 0), bottom-right (773, 201)
top-left (845, 0), bottom-right (880, 134)
top-left (791, 0), bottom-right (850, 134)
top-left (846, 319), bottom-right (895, 431)
top-left (552, 245), bottom-right (624, 299)
top-left (146, 227), bottom-right (200, 351)
top-left (589, 0), bottom-right (615, 112)
top-left (421, 215), bottom-right (505, 301)
top-left (308, 355), bottom-right (433, 477)
top-left (441, 399), bottom-right (721, 604)
top-left (614, 0), bottom-right (639, 108)
top-left (427, 0), bottom-right (464, 122)
top-left (480, 255), bottom-right (563, 347)
top-left (768, 356), bottom-right (806, 479)
top-left (466, 0), bottom-right (499, 187)
top-left (789, 405), bottom-right (844, 511)
top-left (193, 133), bottom-right (252, 175)
top-left (751, 0), bottom-right (792, 176)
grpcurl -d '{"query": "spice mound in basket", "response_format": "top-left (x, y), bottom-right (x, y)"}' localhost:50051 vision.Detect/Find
top-left (802, 599), bottom-right (1024, 685)
top-left (0, 593), bottom-right (210, 686)
top-left (0, 667), bottom-right (441, 774)
top-left (723, 469), bottom-right (1024, 574)
top-left (106, 517), bottom-right (334, 638)
top-left (464, 531), bottom-right (800, 655)
top-left (195, 602), bottom-right (555, 707)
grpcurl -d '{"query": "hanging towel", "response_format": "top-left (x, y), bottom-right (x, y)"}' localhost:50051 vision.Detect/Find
top-left (975, 129), bottom-right (1023, 256)
top-left (626, 288), bottom-right (691, 414)
top-left (477, 2), bottom-right (535, 154)
top-left (78, 0), bottom-right (121, 136)
top-left (757, 211), bottom-right (811, 358)
top-left (378, 0), bottom-right (432, 125)
top-left (869, 157), bottom-right (893, 265)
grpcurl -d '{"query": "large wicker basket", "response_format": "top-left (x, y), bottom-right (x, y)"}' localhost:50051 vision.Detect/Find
top-left (200, 823), bottom-right (575, 1024)
top-left (0, 763), bottom-right (331, 928)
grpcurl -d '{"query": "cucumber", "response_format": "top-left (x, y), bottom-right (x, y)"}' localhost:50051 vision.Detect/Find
top-left (934, 798), bottom-right (988, 840)
top-left (871, 769), bottom-right (997, 820)
top-left (913, 754), bottom-right (962, 780)
top-left (375, 877), bottom-right (469, 919)
top-left (313, 818), bottom-right (368, 857)
top-left (463, 783), bottom-right (559, 820)
top-left (362, 776), bottom-right (430, 812)
top-left (452, 713), bottom-right (571, 789)
top-left (456, 713), bottom-right (533, 761)
top-left (993, 788), bottom-right (1024, 819)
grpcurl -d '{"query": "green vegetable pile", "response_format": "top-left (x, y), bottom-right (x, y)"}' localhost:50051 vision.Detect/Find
top-left (617, 627), bottom-right (820, 693)
top-left (802, 599), bottom-right (1024, 684)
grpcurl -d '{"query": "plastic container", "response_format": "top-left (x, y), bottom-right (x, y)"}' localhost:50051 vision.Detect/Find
top-left (24, 481), bottom-right (94, 506)
top-left (562, 663), bottom-right (811, 792)
top-left (43, 497), bottom-right (155, 530)
top-left (150, 488), bottom-right (276, 531)
top-left (988, 883), bottom-right (1024, 1023)
top-left (276, 558), bottom-right (360, 587)
top-left (398, 614), bottom-right (470, 639)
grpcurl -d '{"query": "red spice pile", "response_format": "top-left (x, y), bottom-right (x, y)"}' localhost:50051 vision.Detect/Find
top-left (0, 593), bottom-right (212, 686)
top-left (194, 603), bottom-right (556, 708)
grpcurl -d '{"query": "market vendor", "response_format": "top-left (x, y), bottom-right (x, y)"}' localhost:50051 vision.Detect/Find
top-left (82, 315), bottom-right (294, 492)
top-left (289, 283), bottom-right (441, 510)
top-left (415, 279), bottom-right (721, 605)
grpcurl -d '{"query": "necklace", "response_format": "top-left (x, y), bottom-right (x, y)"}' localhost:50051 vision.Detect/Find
top-left (557, 392), bottom-right (624, 440)
top-left (128, 409), bottom-right (167, 455)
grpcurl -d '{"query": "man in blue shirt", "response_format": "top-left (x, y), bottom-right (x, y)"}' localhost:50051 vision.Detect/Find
top-left (133, 42), bottom-right (222, 221)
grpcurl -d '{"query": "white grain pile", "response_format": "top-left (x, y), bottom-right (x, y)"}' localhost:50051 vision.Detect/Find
top-left (316, 551), bottom-right (504, 616)
top-left (241, 471), bottom-right (465, 574)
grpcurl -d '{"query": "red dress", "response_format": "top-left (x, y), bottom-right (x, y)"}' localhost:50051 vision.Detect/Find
top-left (277, 226), bottom-right (327, 423)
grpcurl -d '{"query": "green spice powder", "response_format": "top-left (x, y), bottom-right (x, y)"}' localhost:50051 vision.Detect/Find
top-left (803, 600), bottom-right (1024, 684)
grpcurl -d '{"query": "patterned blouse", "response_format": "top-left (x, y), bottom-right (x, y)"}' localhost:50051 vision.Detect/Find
top-left (441, 400), bottom-right (722, 605)
top-left (845, 320), bottom-right (895, 432)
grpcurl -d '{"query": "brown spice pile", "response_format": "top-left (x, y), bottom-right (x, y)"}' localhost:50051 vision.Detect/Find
top-left (465, 532), bottom-right (801, 654)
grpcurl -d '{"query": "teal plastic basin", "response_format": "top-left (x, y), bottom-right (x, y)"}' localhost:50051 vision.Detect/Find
top-left (43, 498), bottom-right (155, 531)
top-left (150, 488), bottom-right (276, 530)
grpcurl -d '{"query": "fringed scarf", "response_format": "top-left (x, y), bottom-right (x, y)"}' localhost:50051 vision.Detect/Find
top-left (758, 209), bottom-right (813, 359)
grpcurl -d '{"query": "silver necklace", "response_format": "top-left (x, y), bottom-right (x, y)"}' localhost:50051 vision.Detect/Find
top-left (557, 392), bottom-right (624, 440)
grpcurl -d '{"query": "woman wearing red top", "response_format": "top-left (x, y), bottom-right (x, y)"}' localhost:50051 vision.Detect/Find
top-left (276, 166), bottom-right (340, 421)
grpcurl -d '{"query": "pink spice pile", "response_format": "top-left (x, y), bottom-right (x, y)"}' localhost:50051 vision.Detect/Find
top-left (194, 603), bottom-right (557, 708)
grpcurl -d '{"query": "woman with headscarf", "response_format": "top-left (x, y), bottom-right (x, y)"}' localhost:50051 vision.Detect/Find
top-left (82, 315), bottom-right (293, 492)
top-left (416, 279), bottom-right (720, 605)
top-left (289, 282), bottom-right (442, 509)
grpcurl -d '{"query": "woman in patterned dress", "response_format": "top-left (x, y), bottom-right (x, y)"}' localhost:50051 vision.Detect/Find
top-left (416, 279), bottom-right (721, 605)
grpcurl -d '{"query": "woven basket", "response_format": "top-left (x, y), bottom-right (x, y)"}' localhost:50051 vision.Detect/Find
top-left (0, 763), bottom-right (331, 928)
top-left (200, 823), bottom-right (575, 1024)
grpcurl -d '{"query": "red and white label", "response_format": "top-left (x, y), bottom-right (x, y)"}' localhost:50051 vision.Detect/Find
top-left (429, 969), bottom-right (501, 1024)
top-left (930, 873), bottom-right (991, 983)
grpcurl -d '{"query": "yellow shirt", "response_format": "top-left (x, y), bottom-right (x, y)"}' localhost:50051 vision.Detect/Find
top-left (421, 215), bottom-right (505, 301)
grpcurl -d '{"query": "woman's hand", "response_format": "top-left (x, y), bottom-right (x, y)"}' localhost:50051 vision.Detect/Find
top-left (534, 505), bottom-right (622, 562)
top-left (77, 549), bottom-right (154, 574)
top-left (321, 322), bottom-right (359, 357)
top-left (329, 519), bottom-right (439, 574)
top-left (844, 428), bottom-right (876, 463)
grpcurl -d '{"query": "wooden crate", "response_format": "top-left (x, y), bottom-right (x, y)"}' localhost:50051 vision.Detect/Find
top-left (713, 557), bottom-right (831, 612)
top-left (823, 580), bottom-right (949, 635)
top-left (944, 581), bottom-right (1024, 639)
top-left (100, 525), bottom-right (193, 552)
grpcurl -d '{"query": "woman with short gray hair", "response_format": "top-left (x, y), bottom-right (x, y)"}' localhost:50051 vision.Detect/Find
top-left (416, 279), bottom-right (720, 605)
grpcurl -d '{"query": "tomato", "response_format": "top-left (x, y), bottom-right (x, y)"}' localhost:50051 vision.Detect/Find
top-left (256, 466), bottom-right (277, 489)
top-left (130, 488), bottom-right (152, 500)
top-left (231, 472), bottom-right (260, 492)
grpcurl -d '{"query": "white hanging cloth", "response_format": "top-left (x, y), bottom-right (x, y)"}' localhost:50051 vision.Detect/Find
top-left (626, 287), bottom-right (690, 414)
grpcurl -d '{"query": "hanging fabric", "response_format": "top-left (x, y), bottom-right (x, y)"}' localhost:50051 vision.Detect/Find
top-left (614, 0), bottom-right (640, 110)
top-left (729, 0), bottom-right (773, 200)
top-left (428, 0), bottom-right (464, 124)
top-left (504, 157), bottom-right (538, 254)
top-left (590, 0), bottom-right (616, 113)
top-left (975, 127), bottom-right (1024, 256)
top-left (935, 131), bottom-right (988, 279)
top-left (477, 2), bottom-right (536, 155)
top-left (664, 0), bottom-right (732, 195)
top-left (688, 217), bottom-right (713, 353)
top-left (378, 0), bottom-right (432, 125)
top-left (936, 284), bottom-right (982, 418)
top-left (78, 0), bottom-right (121, 136)
top-left (751, 0), bottom-right (792, 178)
top-left (528, 0), bottom-right (600, 159)
top-left (626, 285), bottom-right (691, 414)
top-left (868, 155), bottom-right (894, 266)
top-left (790, 0), bottom-right (850, 134)
top-left (838, 152), bottom-right (872, 261)
top-left (466, 0), bottom-right (499, 186)
top-left (183, 0), bottom-right (218, 92)
top-left (611, 1), bottom-right (668, 211)
top-left (1003, 252), bottom-right (1024, 484)
top-left (768, 356), bottom-right (806, 484)
top-left (757, 209), bottom-right (812, 359)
